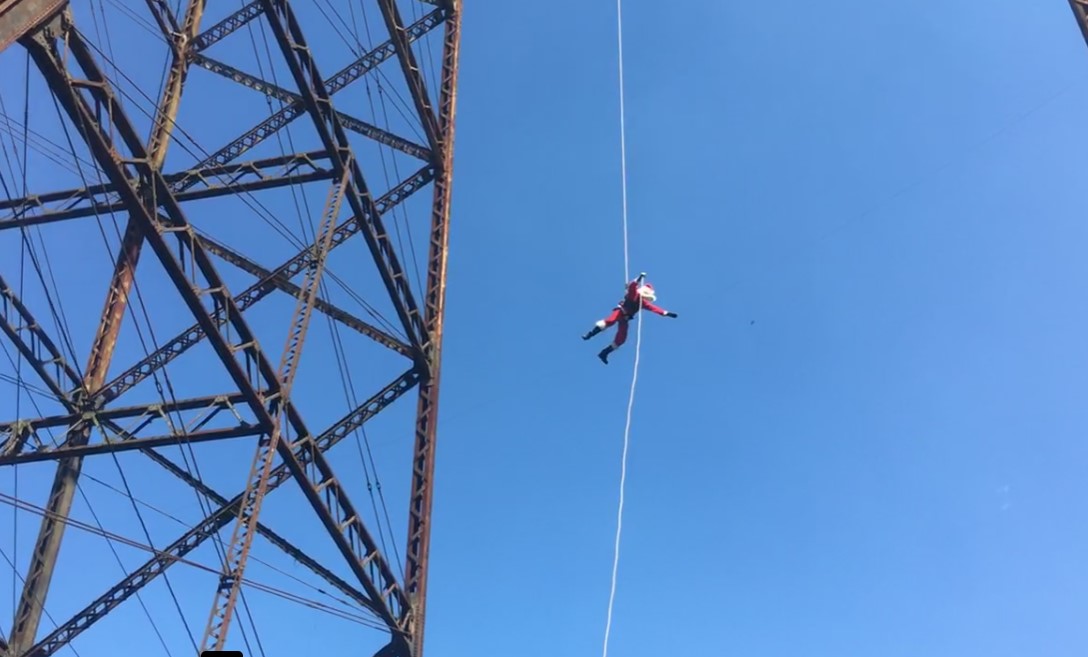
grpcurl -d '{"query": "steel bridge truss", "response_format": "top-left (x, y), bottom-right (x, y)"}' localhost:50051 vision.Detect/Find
top-left (0, 0), bottom-right (459, 655)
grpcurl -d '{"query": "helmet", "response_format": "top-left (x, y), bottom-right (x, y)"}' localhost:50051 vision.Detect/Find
top-left (637, 283), bottom-right (656, 303)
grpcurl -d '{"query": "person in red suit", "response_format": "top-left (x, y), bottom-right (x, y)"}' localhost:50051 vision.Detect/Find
top-left (582, 272), bottom-right (678, 364)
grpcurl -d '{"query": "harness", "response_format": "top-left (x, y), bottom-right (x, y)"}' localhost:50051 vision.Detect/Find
top-left (616, 296), bottom-right (641, 319)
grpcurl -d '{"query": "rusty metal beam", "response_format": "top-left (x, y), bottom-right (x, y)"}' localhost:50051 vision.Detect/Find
top-left (403, 4), bottom-right (460, 655)
top-left (259, 0), bottom-right (426, 360)
top-left (144, 0), bottom-right (178, 39)
top-left (23, 13), bottom-right (410, 650)
top-left (1, 9), bottom-right (442, 235)
top-left (376, 0), bottom-right (441, 155)
top-left (0, 0), bottom-right (62, 53)
top-left (173, 7), bottom-right (444, 173)
top-left (0, 393), bottom-right (261, 465)
top-left (192, 54), bottom-right (431, 161)
top-left (1, 423), bottom-right (262, 465)
top-left (0, 257), bottom-right (386, 638)
top-left (22, 369), bottom-right (419, 657)
top-left (0, 389), bottom-right (252, 452)
top-left (1, 6), bottom-right (443, 239)
top-left (140, 446), bottom-right (377, 614)
top-left (0, 423), bottom-right (31, 458)
top-left (96, 165), bottom-right (433, 405)
top-left (7, 3), bottom-right (210, 649)
top-left (200, 164), bottom-right (352, 651)
top-left (0, 151), bottom-right (337, 229)
top-left (0, 273), bottom-right (81, 402)
top-left (1, 1), bottom-right (458, 653)
top-left (7, 394), bottom-right (246, 434)
top-left (198, 234), bottom-right (406, 353)
top-left (145, 0), bottom-right (208, 163)
top-left (13, 66), bottom-right (131, 657)
top-left (2, 166), bottom-right (431, 398)
top-left (192, 0), bottom-right (261, 52)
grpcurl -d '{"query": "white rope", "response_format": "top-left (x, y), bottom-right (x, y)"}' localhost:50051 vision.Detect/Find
top-left (602, 0), bottom-right (637, 654)
top-left (616, 0), bottom-right (630, 283)
top-left (602, 310), bottom-right (641, 657)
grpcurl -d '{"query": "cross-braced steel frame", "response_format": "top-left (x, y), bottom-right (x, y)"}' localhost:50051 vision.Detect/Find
top-left (0, 0), bottom-right (459, 654)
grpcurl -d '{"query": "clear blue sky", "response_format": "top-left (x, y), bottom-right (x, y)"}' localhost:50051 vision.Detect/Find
top-left (1, 1), bottom-right (1088, 656)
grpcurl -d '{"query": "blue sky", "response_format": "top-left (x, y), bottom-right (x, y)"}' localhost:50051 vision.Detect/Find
top-left (437, 1), bottom-right (1088, 655)
top-left (1, 1), bottom-right (1088, 656)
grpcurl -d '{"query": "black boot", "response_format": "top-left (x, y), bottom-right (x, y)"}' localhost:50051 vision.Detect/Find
top-left (598, 346), bottom-right (613, 364)
top-left (583, 325), bottom-right (603, 340)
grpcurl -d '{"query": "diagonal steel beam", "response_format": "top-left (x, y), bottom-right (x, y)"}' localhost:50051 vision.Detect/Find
top-left (0, 0), bottom-right (63, 53)
top-left (96, 165), bottom-right (433, 405)
top-left (3, 4), bottom-right (453, 653)
top-left (1069, 0), bottom-right (1088, 47)
top-left (3, 169), bottom-right (429, 386)
top-left (0, 8), bottom-right (443, 236)
top-left (8, 2), bottom-right (210, 647)
top-left (260, 0), bottom-right (426, 358)
top-left (2, 8), bottom-right (444, 236)
top-left (197, 234), bottom-right (403, 353)
top-left (0, 422), bottom-right (31, 458)
top-left (140, 447), bottom-right (376, 614)
top-left (23, 370), bottom-right (419, 657)
top-left (145, 0), bottom-right (208, 161)
top-left (376, 0), bottom-right (441, 154)
top-left (403, 5), bottom-right (460, 655)
top-left (191, 7), bottom-right (443, 172)
top-left (200, 164), bottom-right (352, 650)
top-left (0, 151), bottom-right (337, 229)
top-left (192, 0), bottom-right (262, 52)
top-left (26, 11), bottom-right (409, 643)
top-left (0, 273), bottom-right (81, 402)
top-left (192, 54), bottom-right (431, 161)
top-left (0, 253), bottom-right (383, 637)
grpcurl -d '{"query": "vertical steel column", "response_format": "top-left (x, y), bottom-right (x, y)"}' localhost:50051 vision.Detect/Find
top-left (404, 3), bottom-right (460, 655)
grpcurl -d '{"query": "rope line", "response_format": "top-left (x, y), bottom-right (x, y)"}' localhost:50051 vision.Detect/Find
top-left (602, 310), bottom-right (642, 657)
top-left (603, 0), bottom-right (638, 655)
top-left (616, 0), bottom-right (630, 283)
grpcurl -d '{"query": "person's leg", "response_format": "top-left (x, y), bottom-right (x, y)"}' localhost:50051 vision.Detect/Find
top-left (583, 307), bottom-right (621, 340)
top-left (597, 316), bottom-right (629, 364)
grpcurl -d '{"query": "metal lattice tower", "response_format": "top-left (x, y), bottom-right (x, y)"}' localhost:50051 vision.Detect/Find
top-left (0, 0), bottom-right (459, 654)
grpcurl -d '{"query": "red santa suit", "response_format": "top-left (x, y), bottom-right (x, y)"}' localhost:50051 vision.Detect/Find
top-left (582, 273), bottom-right (678, 364)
